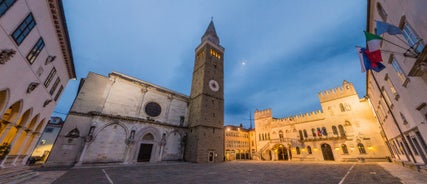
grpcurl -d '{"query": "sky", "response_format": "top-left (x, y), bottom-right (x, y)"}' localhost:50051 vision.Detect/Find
top-left (54, 0), bottom-right (368, 128)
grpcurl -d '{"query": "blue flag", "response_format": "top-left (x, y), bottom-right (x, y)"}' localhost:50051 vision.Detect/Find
top-left (376, 20), bottom-right (402, 35)
top-left (356, 46), bottom-right (385, 73)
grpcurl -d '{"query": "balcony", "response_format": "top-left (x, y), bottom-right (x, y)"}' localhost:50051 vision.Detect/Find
top-left (408, 46), bottom-right (427, 77)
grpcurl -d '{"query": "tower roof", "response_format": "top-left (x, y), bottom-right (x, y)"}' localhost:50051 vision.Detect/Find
top-left (202, 20), bottom-right (219, 44)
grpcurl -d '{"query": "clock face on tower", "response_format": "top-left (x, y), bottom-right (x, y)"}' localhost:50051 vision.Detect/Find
top-left (208, 80), bottom-right (219, 92)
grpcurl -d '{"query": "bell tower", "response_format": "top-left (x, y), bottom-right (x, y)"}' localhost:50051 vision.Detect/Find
top-left (185, 20), bottom-right (224, 163)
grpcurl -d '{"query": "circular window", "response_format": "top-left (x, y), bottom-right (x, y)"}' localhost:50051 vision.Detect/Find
top-left (145, 102), bottom-right (161, 117)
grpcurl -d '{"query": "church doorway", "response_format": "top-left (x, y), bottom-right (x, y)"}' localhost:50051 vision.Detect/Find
top-left (321, 143), bottom-right (334, 161)
top-left (137, 143), bottom-right (153, 162)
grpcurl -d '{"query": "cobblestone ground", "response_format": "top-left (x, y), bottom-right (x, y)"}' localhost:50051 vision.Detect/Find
top-left (50, 161), bottom-right (402, 184)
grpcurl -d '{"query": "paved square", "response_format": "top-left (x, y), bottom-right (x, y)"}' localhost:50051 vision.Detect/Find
top-left (49, 161), bottom-right (402, 184)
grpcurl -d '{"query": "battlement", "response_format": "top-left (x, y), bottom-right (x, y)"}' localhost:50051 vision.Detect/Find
top-left (318, 80), bottom-right (357, 103)
top-left (273, 109), bottom-right (324, 124)
top-left (254, 108), bottom-right (272, 120)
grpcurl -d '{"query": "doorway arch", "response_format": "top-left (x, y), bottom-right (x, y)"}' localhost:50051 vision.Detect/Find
top-left (321, 143), bottom-right (334, 161)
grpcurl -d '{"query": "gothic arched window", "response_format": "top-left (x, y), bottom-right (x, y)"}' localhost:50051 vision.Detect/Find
top-left (342, 144), bottom-right (349, 154)
top-left (296, 147), bottom-right (300, 155)
top-left (307, 146), bottom-right (312, 154)
top-left (358, 143), bottom-right (366, 154)
top-left (332, 126), bottom-right (338, 135)
top-left (303, 129), bottom-right (308, 138)
top-left (338, 125), bottom-right (346, 137)
top-left (299, 130), bottom-right (303, 140)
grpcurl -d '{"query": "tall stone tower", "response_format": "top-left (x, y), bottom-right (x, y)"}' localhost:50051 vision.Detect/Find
top-left (185, 20), bottom-right (224, 163)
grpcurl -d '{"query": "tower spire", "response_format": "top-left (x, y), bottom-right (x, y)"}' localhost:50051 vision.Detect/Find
top-left (202, 19), bottom-right (219, 45)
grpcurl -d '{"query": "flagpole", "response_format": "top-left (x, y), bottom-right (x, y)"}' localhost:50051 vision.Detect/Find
top-left (382, 38), bottom-right (419, 58)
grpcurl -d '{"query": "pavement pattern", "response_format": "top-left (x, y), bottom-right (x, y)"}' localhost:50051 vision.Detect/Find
top-left (42, 161), bottom-right (408, 184)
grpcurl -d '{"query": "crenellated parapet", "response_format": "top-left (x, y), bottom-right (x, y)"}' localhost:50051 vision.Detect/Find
top-left (272, 110), bottom-right (325, 124)
top-left (318, 80), bottom-right (357, 103)
top-left (254, 108), bottom-right (272, 120)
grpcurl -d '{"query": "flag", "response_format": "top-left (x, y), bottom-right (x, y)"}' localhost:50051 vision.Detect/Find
top-left (376, 20), bottom-right (402, 35)
top-left (365, 49), bottom-right (383, 64)
top-left (364, 31), bottom-right (383, 51)
top-left (356, 46), bottom-right (385, 73)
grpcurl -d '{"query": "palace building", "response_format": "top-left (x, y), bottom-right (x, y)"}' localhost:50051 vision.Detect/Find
top-left (252, 81), bottom-right (390, 162)
top-left (46, 20), bottom-right (224, 166)
top-left (0, 0), bottom-right (76, 168)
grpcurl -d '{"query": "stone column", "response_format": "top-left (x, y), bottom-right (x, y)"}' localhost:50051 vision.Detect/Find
top-left (21, 133), bottom-right (41, 165)
top-left (12, 132), bottom-right (32, 166)
top-left (0, 127), bottom-right (24, 167)
top-left (0, 124), bottom-right (13, 143)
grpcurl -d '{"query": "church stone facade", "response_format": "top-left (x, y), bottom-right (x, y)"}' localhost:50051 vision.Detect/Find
top-left (46, 21), bottom-right (224, 166)
top-left (253, 81), bottom-right (391, 162)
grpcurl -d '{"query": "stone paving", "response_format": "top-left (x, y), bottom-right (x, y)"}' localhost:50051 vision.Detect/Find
top-left (22, 161), bottom-right (427, 184)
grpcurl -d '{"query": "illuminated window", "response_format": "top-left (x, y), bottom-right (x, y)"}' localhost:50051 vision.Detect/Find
top-left (196, 51), bottom-right (204, 60)
top-left (311, 128), bottom-right (316, 137)
top-left (44, 67), bottom-right (56, 87)
top-left (384, 74), bottom-right (399, 100)
top-left (338, 125), bottom-right (345, 137)
top-left (332, 126), bottom-right (338, 135)
top-left (12, 13), bottom-right (36, 45)
top-left (357, 143), bottom-right (366, 154)
top-left (402, 21), bottom-right (424, 54)
top-left (40, 139), bottom-right (47, 145)
top-left (342, 144), bottom-right (349, 154)
top-left (0, 0), bottom-right (16, 17)
top-left (391, 57), bottom-right (408, 84)
top-left (209, 49), bottom-right (221, 59)
top-left (26, 38), bottom-right (45, 64)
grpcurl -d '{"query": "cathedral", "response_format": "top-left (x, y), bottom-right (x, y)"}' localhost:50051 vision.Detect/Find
top-left (46, 21), bottom-right (224, 166)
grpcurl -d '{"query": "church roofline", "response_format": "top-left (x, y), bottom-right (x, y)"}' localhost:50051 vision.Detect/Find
top-left (109, 71), bottom-right (189, 100)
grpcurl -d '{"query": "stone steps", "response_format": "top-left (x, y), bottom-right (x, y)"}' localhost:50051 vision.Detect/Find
top-left (0, 166), bottom-right (39, 184)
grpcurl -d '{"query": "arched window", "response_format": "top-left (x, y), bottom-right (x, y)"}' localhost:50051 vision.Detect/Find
top-left (312, 128), bottom-right (316, 137)
top-left (296, 147), bottom-right (300, 155)
top-left (307, 146), bottom-right (312, 154)
top-left (259, 134), bottom-right (261, 141)
top-left (279, 131), bottom-right (283, 139)
top-left (317, 128), bottom-right (322, 136)
top-left (267, 133), bottom-right (270, 140)
top-left (303, 129), bottom-right (308, 138)
top-left (339, 103), bottom-right (345, 112)
top-left (299, 130), bottom-right (303, 140)
top-left (322, 127), bottom-right (328, 136)
top-left (332, 126), bottom-right (338, 135)
top-left (358, 143), bottom-right (366, 154)
top-left (342, 144), bottom-right (349, 154)
top-left (338, 125), bottom-right (345, 137)
top-left (262, 133), bottom-right (265, 141)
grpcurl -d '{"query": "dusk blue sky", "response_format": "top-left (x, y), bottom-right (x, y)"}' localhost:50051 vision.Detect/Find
top-left (55, 0), bottom-right (368, 128)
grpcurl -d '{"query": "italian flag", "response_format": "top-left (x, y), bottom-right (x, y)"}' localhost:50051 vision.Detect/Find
top-left (364, 31), bottom-right (383, 63)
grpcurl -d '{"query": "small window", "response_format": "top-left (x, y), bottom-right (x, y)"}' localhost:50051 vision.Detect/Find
top-left (54, 85), bottom-right (63, 101)
top-left (50, 77), bottom-right (60, 95)
top-left (303, 129), bottom-right (308, 138)
top-left (311, 128), bottom-right (316, 137)
top-left (385, 74), bottom-right (399, 100)
top-left (322, 127), bottom-right (328, 136)
top-left (342, 144), bottom-right (349, 154)
top-left (44, 67), bottom-right (56, 87)
top-left (391, 57), bottom-right (408, 84)
top-left (317, 128), bottom-right (322, 136)
top-left (26, 38), bottom-right (45, 64)
top-left (358, 143), bottom-right (366, 154)
top-left (376, 3), bottom-right (387, 21)
top-left (400, 112), bottom-right (408, 125)
top-left (299, 130), bottom-right (303, 140)
top-left (402, 22), bottom-right (424, 54)
top-left (12, 13), bottom-right (36, 45)
top-left (332, 126), bottom-right (338, 135)
top-left (45, 127), bottom-right (54, 133)
top-left (339, 103), bottom-right (345, 112)
top-left (0, 0), bottom-right (16, 17)
top-left (338, 125), bottom-right (345, 137)
top-left (307, 146), bottom-right (312, 154)
top-left (296, 147), bottom-right (300, 155)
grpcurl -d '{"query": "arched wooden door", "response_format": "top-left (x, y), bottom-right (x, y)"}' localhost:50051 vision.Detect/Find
top-left (321, 143), bottom-right (334, 161)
